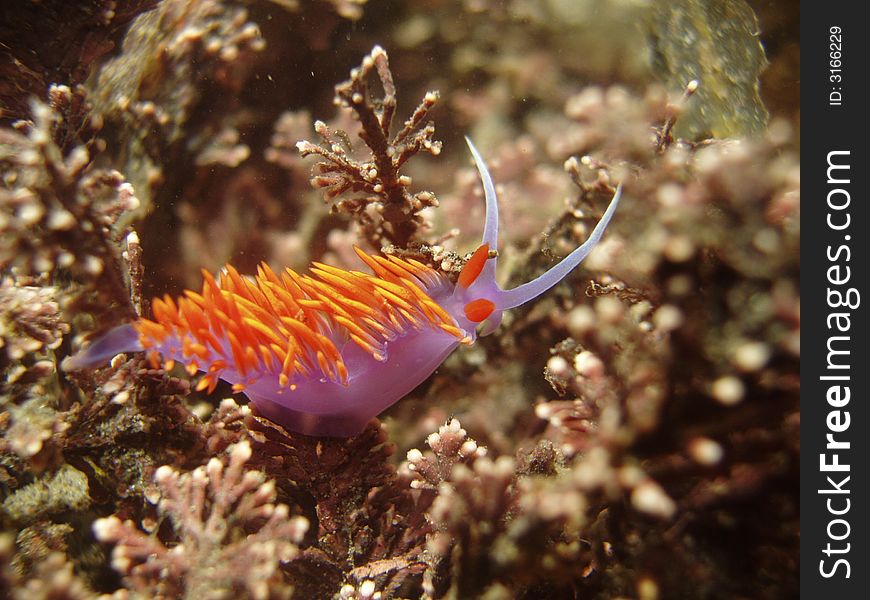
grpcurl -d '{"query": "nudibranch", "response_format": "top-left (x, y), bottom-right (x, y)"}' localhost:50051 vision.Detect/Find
top-left (68, 139), bottom-right (621, 436)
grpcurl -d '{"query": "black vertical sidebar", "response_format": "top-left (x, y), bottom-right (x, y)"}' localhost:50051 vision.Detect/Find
top-left (802, 3), bottom-right (868, 597)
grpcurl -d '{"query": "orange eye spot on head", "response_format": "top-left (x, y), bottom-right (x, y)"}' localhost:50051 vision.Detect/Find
top-left (464, 298), bottom-right (495, 323)
top-left (458, 243), bottom-right (490, 289)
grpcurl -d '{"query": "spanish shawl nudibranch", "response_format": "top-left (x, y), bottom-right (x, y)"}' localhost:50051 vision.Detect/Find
top-left (68, 139), bottom-right (621, 437)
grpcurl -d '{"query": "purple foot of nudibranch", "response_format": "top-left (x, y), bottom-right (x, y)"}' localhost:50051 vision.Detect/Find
top-left (249, 394), bottom-right (374, 437)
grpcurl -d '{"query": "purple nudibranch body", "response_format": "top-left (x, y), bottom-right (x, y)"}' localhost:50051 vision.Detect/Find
top-left (68, 139), bottom-right (621, 436)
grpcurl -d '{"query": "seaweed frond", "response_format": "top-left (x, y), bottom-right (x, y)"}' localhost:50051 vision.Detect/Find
top-left (296, 46), bottom-right (442, 248)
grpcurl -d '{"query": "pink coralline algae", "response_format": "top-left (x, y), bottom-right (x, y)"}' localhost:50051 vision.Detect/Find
top-left (93, 441), bottom-right (309, 600)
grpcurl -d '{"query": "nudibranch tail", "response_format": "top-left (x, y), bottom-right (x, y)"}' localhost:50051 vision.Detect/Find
top-left (64, 323), bottom-right (143, 370)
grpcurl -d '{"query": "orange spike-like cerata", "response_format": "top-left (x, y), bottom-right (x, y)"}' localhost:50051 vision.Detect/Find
top-left (133, 248), bottom-right (463, 389)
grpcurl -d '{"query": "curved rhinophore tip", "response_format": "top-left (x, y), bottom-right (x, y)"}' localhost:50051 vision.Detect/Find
top-left (465, 137), bottom-right (500, 253)
top-left (495, 183), bottom-right (623, 310)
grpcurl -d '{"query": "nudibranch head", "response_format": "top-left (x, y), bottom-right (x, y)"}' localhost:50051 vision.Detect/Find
top-left (437, 138), bottom-right (622, 339)
top-left (67, 139), bottom-right (620, 437)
